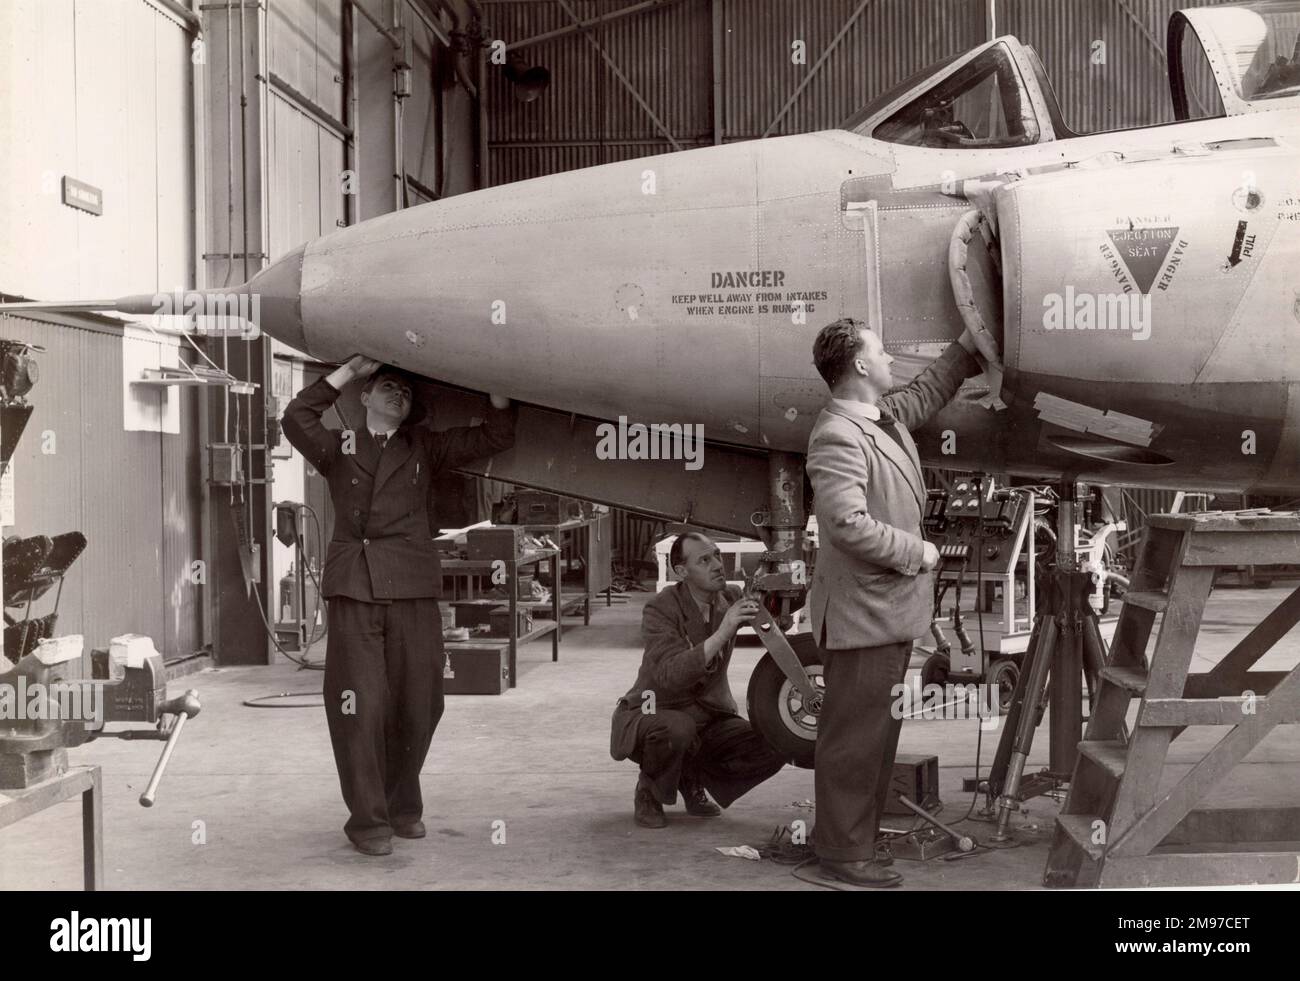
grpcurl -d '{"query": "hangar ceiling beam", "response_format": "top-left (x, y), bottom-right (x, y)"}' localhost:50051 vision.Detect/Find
top-left (509, 0), bottom-right (687, 49)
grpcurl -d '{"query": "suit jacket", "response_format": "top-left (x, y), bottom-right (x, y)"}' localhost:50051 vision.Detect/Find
top-left (610, 582), bottom-right (741, 760)
top-left (281, 377), bottom-right (516, 602)
top-left (806, 344), bottom-right (978, 650)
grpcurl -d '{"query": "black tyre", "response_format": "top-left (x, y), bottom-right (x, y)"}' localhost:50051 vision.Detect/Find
top-left (746, 632), bottom-right (824, 769)
top-left (921, 651), bottom-right (950, 689)
top-left (987, 657), bottom-right (1020, 713)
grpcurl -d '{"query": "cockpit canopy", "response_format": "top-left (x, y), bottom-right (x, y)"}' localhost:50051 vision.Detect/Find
top-left (845, 1), bottom-right (1300, 146)
top-left (1171, 1), bottom-right (1300, 113)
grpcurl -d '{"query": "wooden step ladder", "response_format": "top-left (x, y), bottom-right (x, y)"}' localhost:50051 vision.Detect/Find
top-left (1044, 510), bottom-right (1300, 888)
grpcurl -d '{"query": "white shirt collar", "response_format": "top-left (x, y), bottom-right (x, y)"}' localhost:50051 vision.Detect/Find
top-left (831, 397), bottom-right (881, 421)
top-left (371, 427), bottom-right (395, 441)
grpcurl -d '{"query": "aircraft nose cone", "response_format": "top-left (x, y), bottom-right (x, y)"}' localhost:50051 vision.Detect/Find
top-left (245, 243), bottom-right (307, 352)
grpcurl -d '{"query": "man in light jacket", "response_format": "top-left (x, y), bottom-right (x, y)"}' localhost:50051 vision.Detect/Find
top-left (806, 319), bottom-right (980, 886)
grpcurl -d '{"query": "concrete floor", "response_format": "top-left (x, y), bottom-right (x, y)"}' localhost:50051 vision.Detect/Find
top-left (4, 583), bottom-right (1300, 891)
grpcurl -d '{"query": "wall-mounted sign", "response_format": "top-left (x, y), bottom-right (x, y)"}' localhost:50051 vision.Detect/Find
top-left (271, 357), bottom-right (294, 399)
top-left (61, 176), bottom-right (102, 216)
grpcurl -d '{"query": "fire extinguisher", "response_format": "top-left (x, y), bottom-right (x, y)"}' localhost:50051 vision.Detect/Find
top-left (279, 562), bottom-right (299, 622)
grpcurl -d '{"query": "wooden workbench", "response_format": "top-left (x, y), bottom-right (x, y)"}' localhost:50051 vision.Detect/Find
top-left (441, 547), bottom-right (561, 688)
top-left (524, 513), bottom-right (613, 627)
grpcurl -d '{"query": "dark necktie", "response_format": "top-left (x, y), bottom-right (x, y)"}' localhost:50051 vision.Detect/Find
top-left (874, 408), bottom-right (908, 456)
top-left (375, 432), bottom-right (388, 450)
top-left (704, 602), bottom-right (720, 669)
top-left (702, 601), bottom-right (721, 636)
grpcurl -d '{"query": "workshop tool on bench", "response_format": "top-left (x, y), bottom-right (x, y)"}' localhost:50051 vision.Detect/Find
top-left (0, 638), bottom-right (204, 799)
top-left (3, 532), bottom-right (86, 664)
top-left (4, 531), bottom-right (86, 605)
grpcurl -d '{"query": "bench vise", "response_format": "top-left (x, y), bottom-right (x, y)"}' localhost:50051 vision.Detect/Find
top-left (0, 635), bottom-right (200, 804)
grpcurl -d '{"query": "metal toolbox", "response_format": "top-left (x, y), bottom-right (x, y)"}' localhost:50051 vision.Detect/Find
top-left (489, 607), bottom-right (534, 638)
top-left (884, 753), bottom-right (941, 814)
top-left (515, 491), bottom-right (580, 525)
top-left (451, 601), bottom-right (502, 629)
top-left (465, 525), bottom-right (527, 561)
top-left (443, 648), bottom-right (510, 695)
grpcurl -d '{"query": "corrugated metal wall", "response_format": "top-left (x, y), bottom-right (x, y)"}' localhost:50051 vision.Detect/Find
top-left (723, 0), bottom-right (986, 138)
top-left (0, 313), bottom-right (204, 658)
top-left (484, 0), bottom-right (1242, 185)
top-left (267, 0), bottom-right (348, 249)
top-left (485, 0), bottom-right (711, 182)
top-left (997, 0), bottom-right (1232, 134)
top-left (267, 98), bottom-right (348, 249)
top-left (485, 0), bottom-right (987, 180)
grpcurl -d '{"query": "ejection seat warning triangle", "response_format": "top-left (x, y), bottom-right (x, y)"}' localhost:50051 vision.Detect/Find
top-left (1106, 226), bottom-right (1179, 293)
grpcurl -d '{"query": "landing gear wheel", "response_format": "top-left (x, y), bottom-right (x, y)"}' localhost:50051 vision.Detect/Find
top-left (987, 657), bottom-right (1020, 713)
top-left (921, 651), bottom-right (950, 689)
top-left (747, 632), bottom-right (824, 769)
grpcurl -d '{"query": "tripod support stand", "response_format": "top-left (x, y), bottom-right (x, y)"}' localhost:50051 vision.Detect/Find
top-left (985, 483), bottom-right (1110, 842)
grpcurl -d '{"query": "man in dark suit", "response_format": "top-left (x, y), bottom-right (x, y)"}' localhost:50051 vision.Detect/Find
top-left (610, 532), bottom-right (787, 828)
top-left (806, 320), bottom-right (980, 887)
top-left (282, 355), bottom-right (515, 855)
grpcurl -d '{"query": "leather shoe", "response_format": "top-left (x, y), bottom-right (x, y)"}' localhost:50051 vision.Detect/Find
top-left (680, 776), bottom-right (721, 817)
top-left (351, 836), bottom-right (394, 857)
top-left (818, 858), bottom-right (902, 888)
top-left (394, 820), bottom-right (426, 839)
top-left (634, 781), bottom-right (667, 829)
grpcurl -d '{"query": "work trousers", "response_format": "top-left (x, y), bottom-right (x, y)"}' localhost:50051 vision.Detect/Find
top-left (622, 701), bottom-right (786, 808)
top-left (812, 642), bottom-right (911, 862)
top-left (324, 596), bottom-right (444, 843)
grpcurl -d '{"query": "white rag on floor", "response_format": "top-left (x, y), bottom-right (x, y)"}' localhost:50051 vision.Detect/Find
top-left (715, 846), bottom-right (762, 861)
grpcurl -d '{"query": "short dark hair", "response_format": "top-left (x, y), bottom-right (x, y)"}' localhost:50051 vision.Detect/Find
top-left (670, 531), bottom-right (714, 573)
top-left (361, 365), bottom-right (425, 425)
top-left (812, 318), bottom-right (868, 389)
top-left (363, 366), bottom-right (415, 394)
